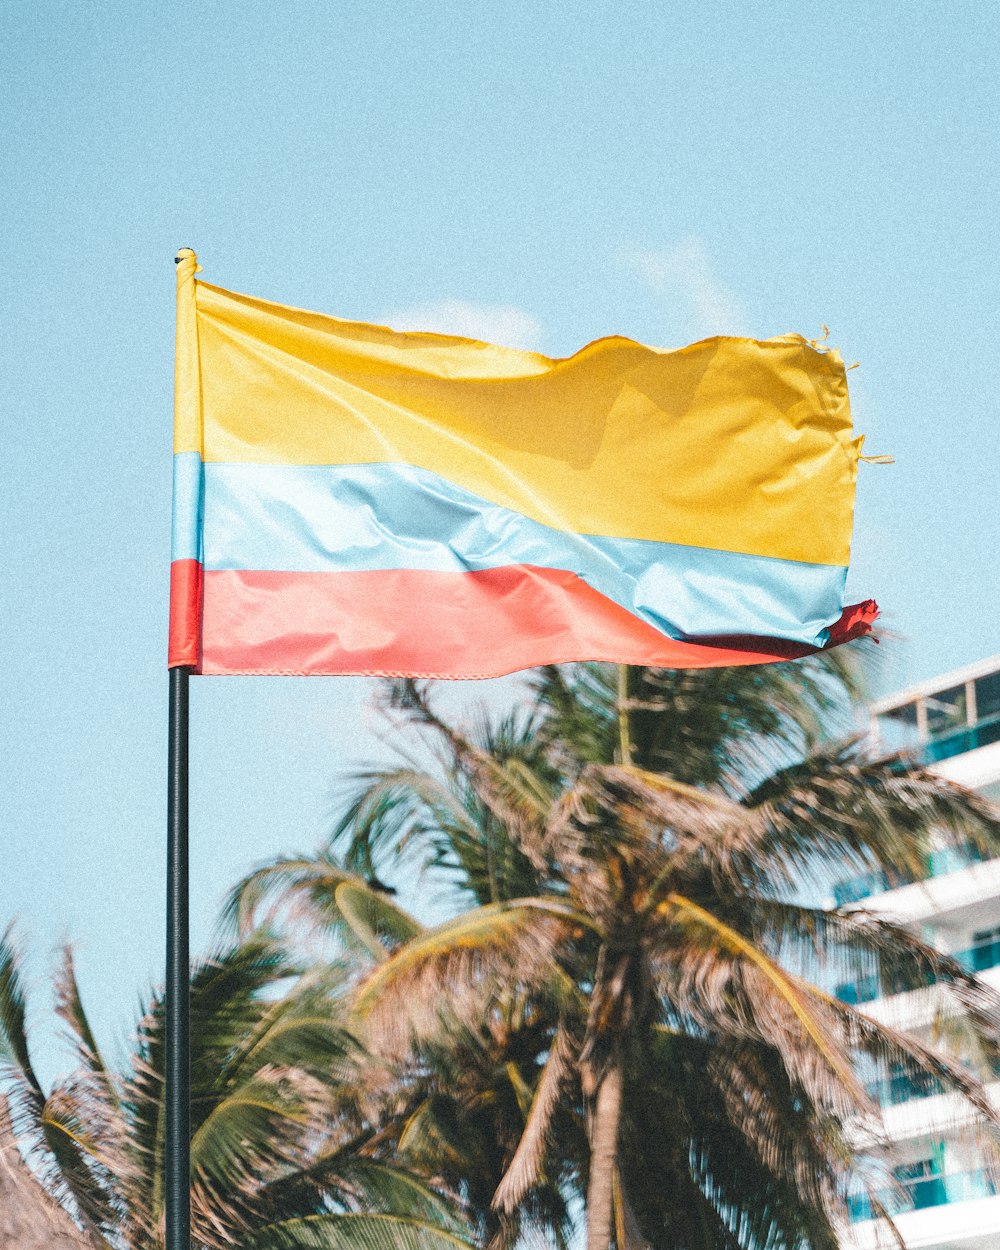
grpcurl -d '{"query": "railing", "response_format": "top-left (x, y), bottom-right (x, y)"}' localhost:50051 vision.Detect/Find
top-left (930, 844), bottom-right (988, 877)
top-left (865, 1070), bottom-right (944, 1107)
top-left (848, 1168), bottom-right (997, 1222)
top-left (833, 869), bottom-right (895, 907)
top-left (866, 1059), bottom-right (1000, 1108)
top-left (924, 713), bottom-right (1000, 763)
top-left (835, 967), bottom-right (935, 1007)
top-left (835, 935), bottom-right (1000, 1006)
top-left (832, 844), bottom-right (988, 908)
top-left (955, 935), bottom-right (1000, 974)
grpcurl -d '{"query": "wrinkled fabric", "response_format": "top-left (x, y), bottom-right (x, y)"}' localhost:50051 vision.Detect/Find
top-left (170, 251), bottom-right (876, 676)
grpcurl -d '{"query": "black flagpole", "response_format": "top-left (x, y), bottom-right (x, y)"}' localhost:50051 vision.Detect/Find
top-left (166, 663), bottom-right (191, 1249)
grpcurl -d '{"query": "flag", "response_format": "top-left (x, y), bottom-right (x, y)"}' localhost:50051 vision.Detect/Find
top-left (170, 250), bottom-right (876, 678)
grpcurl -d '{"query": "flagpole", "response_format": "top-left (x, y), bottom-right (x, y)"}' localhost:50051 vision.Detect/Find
top-left (166, 663), bottom-right (190, 1250)
top-left (167, 246), bottom-right (201, 1249)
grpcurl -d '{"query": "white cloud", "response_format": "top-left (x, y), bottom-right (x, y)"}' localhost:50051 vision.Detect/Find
top-left (620, 237), bottom-right (746, 338)
top-left (385, 298), bottom-right (544, 351)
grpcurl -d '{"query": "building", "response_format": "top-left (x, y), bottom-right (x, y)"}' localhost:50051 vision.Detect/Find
top-left (839, 654), bottom-right (1000, 1250)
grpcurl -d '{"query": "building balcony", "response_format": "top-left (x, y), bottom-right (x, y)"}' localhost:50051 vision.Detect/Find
top-left (869, 655), bottom-right (1000, 783)
top-left (922, 714), bottom-right (1000, 765)
top-left (832, 854), bottom-right (1000, 930)
top-left (865, 1069), bottom-right (945, 1108)
top-left (869, 1079), bottom-right (1000, 1149)
top-left (848, 1168), bottom-right (997, 1223)
top-left (832, 845), bottom-right (987, 908)
top-left (836, 934), bottom-right (1000, 1007)
top-left (841, 963), bottom-right (1000, 1034)
top-left (843, 1192), bottom-right (1000, 1250)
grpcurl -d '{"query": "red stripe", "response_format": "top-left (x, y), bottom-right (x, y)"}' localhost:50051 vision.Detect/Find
top-left (169, 559), bottom-right (203, 669)
top-left (197, 566), bottom-right (877, 678)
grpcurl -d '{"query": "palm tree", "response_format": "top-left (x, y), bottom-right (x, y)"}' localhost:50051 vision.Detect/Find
top-left (0, 926), bottom-right (472, 1250)
top-left (233, 655), bottom-right (1000, 1250)
top-left (225, 856), bottom-right (580, 1250)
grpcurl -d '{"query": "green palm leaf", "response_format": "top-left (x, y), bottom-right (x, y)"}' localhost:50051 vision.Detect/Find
top-left (334, 882), bottom-right (424, 962)
top-left (54, 948), bottom-right (113, 1083)
top-left (247, 1212), bottom-right (475, 1250)
top-left (0, 925), bottom-right (45, 1108)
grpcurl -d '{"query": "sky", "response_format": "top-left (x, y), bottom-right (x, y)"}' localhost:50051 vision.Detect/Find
top-left (3, 1), bottom-right (999, 1083)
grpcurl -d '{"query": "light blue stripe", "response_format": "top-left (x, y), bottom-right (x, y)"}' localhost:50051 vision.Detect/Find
top-left (172, 451), bottom-right (203, 562)
top-left (198, 460), bottom-right (847, 646)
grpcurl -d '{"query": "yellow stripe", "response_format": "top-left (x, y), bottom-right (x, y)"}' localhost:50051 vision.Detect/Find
top-left (173, 250), bottom-right (202, 454)
top-left (180, 280), bottom-right (861, 565)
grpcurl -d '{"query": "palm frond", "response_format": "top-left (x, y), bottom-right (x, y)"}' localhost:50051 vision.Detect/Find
top-left (320, 1157), bottom-right (468, 1231)
top-left (36, 1083), bottom-right (123, 1236)
top-left (532, 648), bottom-right (870, 792)
top-left (332, 768), bottom-right (477, 880)
top-left (335, 763), bottom-right (543, 908)
top-left (0, 925), bottom-right (44, 1098)
top-left (492, 1025), bottom-right (575, 1213)
top-left (334, 883), bottom-right (424, 962)
top-left (655, 892), bottom-right (869, 1109)
top-left (189, 1065), bottom-right (323, 1190)
top-left (817, 986), bottom-right (1000, 1129)
top-left (227, 994), bottom-right (360, 1088)
top-left (386, 681), bottom-right (557, 865)
top-left (220, 854), bottom-right (358, 941)
top-left (247, 1212), bottom-right (475, 1250)
top-left (53, 949), bottom-right (107, 1077)
top-left (622, 1029), bottom-right (848, 1250)
top-left (531, 664), bottom-right (621, 769)
top-left (397, 1095), bottom-right (484, 1173)
top-left (743, 744), bottom-right (1000, 897)
top-left (702, 1042), bottom-right (849, 1224)
top-left (711, 894), bottom-right (999, 1000)
top-left (123, 941), bottom-right (304, 1227)
top-left (0, 925), bottom-right (51, 1163)
top-left (0, 949), bottom-right (128, 1244)
top-left (353, 901), bottom-right (582, 1054)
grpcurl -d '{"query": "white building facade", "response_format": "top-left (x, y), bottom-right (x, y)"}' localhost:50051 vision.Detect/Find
top-left (840, 654), bottom-right (1000, 1250)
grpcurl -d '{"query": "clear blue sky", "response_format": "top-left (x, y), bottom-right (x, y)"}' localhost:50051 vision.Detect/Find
top-left (3, 1), bottom-right (998, 1082)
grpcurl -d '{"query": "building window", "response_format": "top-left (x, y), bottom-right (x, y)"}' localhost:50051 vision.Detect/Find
top-left (926, 685), bottom-right (967, 738)
top-left (976, 672), bottom-right (1000, 722)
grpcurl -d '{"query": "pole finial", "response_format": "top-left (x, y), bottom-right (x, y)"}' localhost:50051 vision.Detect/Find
top-left (174, 249), bottom-right (201, 285)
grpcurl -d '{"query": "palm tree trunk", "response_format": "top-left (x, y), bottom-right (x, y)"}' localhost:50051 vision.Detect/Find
top-left (586, 1060), bottom-right (624, 1250)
